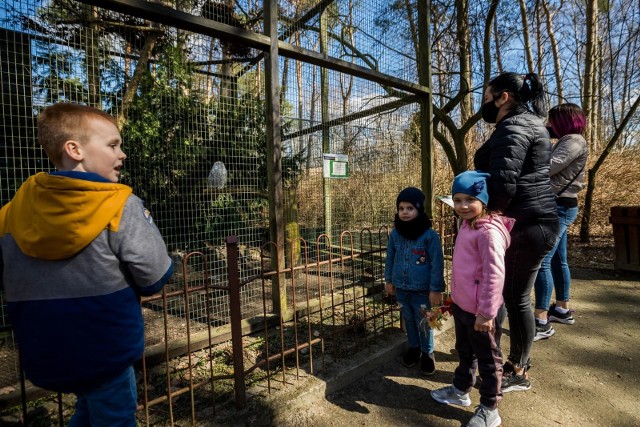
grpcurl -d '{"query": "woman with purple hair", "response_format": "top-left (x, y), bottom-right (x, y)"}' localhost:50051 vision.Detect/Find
top-left (533, 104), bottom-right (588, 341)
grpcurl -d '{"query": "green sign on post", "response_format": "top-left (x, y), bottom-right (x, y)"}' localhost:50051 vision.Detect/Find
top-left (322, 153), bottom-right (349, 179)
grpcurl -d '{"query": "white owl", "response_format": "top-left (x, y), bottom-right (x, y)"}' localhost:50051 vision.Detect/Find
top-left (207, 161), bottom-right (227, 189)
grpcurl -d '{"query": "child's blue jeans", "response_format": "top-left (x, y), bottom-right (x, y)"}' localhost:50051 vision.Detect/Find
top-left (68, 366), bottom-right (137, 427)
top-left (395, 288), bottom-right (434, 354)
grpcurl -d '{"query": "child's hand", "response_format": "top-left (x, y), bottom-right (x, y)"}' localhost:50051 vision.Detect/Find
top-left (429, 291), bottom-right (443, 308)
top-left (385, 283), bottom-right (395, 296)
top-left (474, 314), bottom-right (494, 332)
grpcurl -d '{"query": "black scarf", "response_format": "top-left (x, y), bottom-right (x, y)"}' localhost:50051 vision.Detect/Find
top-left (394, 213), bottom-right (432, 240)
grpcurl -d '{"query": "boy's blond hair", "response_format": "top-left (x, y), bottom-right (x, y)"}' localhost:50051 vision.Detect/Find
top-left (37, 103), bottom-right (117, 167)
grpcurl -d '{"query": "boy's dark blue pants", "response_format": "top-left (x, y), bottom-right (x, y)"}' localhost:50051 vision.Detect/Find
top-left (68, 365), bottom-right (137, 427)
top-left (451, 303), bottom-right (503, 409)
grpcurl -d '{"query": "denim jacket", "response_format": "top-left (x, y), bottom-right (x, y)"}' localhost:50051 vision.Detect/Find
top-left (384, 228), bottom-right (445, 292)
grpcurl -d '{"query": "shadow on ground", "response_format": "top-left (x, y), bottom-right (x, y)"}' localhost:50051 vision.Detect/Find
top-left (268, 266), bottom-right (640, 427)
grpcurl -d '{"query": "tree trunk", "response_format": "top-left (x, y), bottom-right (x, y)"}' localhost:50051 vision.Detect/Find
top-left (456, 0), bottom-right (473, 123)
top-left (493, 17), bottom-right (503, 74)
top-left (582, 0), bottom-right (598, 149)
top-left (542, 0), bottom-right (563, 103)
top-left (518, 0), bottom-right (535, 73)
top-left (417, 0), bottom-right (499, 175)
top-left (432, 0), bottom-right (499, 174)
top-left (619, 29), bottom-right (638, 148)
top-left (405, 0), bottom-right (419, 61)
top-left (483, 0), bottom-right (500, 84)
top-left (592, 40), bottom-right (603, 150)
top-left (535, 0), bottom-right (543, 76)
top-left (118, 31), bottom-right (160, 128)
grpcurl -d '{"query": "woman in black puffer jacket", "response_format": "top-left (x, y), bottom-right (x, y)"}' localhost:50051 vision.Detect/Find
top-left (474, 72), bottom-right (560, 393)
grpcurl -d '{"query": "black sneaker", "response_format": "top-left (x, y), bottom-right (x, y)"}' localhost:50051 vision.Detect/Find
top-left (503, 361), bottom-right (515, 376)
top-left (533, 319), bottom-right (555, 341)
top-left (548, 304), bottom-right (576, 325)
top-left (420, 352), bottom-right (436, 376)
top-left (402, 347), bottom-right (421, 367)
top-left (501, 371), bottom-right (531, 393)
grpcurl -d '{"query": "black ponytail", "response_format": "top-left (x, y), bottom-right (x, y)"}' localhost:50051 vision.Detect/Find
top-left (522, 73), bottom-right (547, 116)
top-left (488, 72), bottom-right (548, 117)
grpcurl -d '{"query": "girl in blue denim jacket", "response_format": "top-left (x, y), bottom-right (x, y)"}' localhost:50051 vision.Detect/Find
top-left (385, 187), bottom-right (445, 375)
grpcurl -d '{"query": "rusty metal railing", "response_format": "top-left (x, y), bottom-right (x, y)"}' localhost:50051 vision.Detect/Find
top-left (136, 228), bottom-right (396, 425)
top-left (1, 218), bottom-right (457, 425)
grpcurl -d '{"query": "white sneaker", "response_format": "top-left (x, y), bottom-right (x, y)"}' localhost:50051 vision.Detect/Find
top-left (466, 404), bottom-right (501, 427)
top-left (430, 385), bottom-right (471, 407)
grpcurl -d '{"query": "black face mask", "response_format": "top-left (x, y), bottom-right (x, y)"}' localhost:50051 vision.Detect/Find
top-left (546, 126), bottom-right (558, 139)
top-left (481, 99), bottom-right (500, 123)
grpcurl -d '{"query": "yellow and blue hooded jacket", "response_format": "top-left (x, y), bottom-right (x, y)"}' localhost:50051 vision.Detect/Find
top-left (0, 171), bottom-right (173, 393)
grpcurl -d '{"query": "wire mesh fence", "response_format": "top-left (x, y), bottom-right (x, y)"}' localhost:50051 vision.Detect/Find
top-left (0, 0), bottom-right (446, 420)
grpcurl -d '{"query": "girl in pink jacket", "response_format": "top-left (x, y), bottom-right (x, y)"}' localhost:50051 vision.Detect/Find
top-left (431, 170), bottom-right (515, 427)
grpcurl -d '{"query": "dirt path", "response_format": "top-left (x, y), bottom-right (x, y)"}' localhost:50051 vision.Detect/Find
top-left (269, 267), bottom-right (640, 427)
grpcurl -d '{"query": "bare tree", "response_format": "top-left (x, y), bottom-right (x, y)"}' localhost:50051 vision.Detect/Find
top-left (493, 17), bottom-right (504, 74)
top-left (518, 0), bottom-right (535, 73)
top-left (582, 0), bottom-right (598, 149)
top-left (457, 0), bottom-right (473, 124)
top-left (535, 0), bottom-right (543, 76)
top-left (541, 0), bottom-right (563, 103)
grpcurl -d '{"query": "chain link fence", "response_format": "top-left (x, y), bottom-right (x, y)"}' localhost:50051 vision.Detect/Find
top-left (0, 1), bottom-right (449, 412)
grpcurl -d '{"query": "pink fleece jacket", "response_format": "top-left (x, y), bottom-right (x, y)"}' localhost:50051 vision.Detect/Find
top-left (451, 214), bottom-right (515, 320)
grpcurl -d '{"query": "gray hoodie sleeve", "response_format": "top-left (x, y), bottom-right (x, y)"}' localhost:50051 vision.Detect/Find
top-left (108, 195), bottom-right (173, 295)
top-left (549, 134), bottom-right (588, 197)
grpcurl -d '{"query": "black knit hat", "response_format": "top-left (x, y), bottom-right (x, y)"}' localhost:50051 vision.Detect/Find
top-left (396, 187), bottom-right (425, 213)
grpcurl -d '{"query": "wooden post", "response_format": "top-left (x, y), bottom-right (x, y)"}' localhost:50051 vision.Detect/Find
top-left (226, 236), bottom-right (246, 408)
top-left (418, 0), bottom-right (434, 217)
top-left (264, 0), bottom-right (287, 315)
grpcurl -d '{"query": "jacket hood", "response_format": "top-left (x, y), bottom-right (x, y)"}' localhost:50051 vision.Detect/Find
top-left (0, 172), bottom-right (132, 260)
top-left (474, 215), bottom-right (515, 246)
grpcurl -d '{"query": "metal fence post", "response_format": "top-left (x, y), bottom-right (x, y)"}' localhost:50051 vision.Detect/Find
top-left (226, 235), bottom-right (246, 408)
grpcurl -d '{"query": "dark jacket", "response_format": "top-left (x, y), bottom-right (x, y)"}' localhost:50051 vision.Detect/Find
top-left (474, 107), bottom-right (557, 223)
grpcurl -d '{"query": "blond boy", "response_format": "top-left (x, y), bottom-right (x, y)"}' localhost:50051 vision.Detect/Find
top-left (0, 103), bottom-right (173, 426)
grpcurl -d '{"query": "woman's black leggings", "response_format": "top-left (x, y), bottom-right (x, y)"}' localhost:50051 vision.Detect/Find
top-left (501, 219), bottom-right (560, 368)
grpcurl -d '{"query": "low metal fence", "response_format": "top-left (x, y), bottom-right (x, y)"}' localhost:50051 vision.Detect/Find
top-left (0, 214), bottom-right (455, 426)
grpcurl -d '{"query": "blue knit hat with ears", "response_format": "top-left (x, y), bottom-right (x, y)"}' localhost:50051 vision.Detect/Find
top-left (396, 187), bottom-right (425, 213)
top-left (452, 170), bottom-right (491, 205)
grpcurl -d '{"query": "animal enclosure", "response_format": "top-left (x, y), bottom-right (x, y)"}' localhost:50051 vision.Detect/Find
top-left (0, 0), bottom-right (445, 423)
